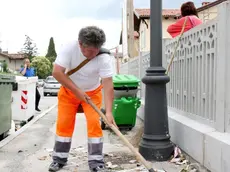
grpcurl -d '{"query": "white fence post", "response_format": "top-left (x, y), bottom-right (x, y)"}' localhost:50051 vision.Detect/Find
top-left (225, 1), bottom-right (230, 133)
top-left (138, 52), bottom-right (142, 98)
top-left (215, 1), bottom-right (230, 132)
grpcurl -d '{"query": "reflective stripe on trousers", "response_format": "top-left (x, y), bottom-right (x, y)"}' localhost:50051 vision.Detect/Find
top-left (88, 137), bottom-right (104, 169)
top-left (52, 85), bottom-right (104, 167)
top-left (52, 135), bottom-right (72, 164)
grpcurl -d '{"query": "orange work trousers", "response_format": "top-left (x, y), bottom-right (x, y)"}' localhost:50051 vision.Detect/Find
top-left (52, 85), bottom-right (104, 168)
top-left (56, 85), bottom-right (103, 138)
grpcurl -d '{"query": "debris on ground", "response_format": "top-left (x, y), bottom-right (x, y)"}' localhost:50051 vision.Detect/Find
top-left (104, 153), bottom-right (114, 157)
top-left (169, 146), bottom-right (203, 172)
top-left (180, 163), bottom-right (201, 172)
top-left (18, 150), bottom-right (23, 153)
top-left (45, 148), bottom-right (53, 152)
top-left (38, 156), bottom-right (47, 161)
top-left (106, 161), bottom-right (119, 169)
top-left (129, 160), bottom-right (137, 164)
top-left (170, 146), bottom-right (188, 165)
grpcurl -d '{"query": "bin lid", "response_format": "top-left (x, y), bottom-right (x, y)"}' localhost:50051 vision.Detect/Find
top-left (0, 74), bottom-right (16, 83)
top-left (113, 74), bottom-right (140, 88)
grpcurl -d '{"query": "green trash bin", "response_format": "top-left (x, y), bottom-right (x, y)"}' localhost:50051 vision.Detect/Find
top-left (0, 74), bottom-right (16, 140)
top-left (113, 74), bottom-right (140, 98)
top-left (101, 74), bottom-right (141, 130)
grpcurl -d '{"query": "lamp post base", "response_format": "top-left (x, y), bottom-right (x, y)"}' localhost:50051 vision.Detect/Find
top-left (139, 66), bottom-right (174, 161)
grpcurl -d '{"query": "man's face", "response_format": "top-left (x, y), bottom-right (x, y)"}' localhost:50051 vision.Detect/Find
top-left (79, 42), bottom-right (100, 59)
top-left (25, 59), bottom-right (30, 67)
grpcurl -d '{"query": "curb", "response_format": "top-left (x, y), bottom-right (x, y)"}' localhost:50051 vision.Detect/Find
top-left (0, 103), bottom-right (57, 149)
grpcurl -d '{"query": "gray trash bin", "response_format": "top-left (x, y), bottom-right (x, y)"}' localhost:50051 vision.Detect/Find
top-left (0, 74), bottom-right (16, 139)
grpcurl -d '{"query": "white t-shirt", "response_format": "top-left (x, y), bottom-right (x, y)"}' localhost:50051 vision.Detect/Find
top-left (55, 41), bottom-right (114, 91)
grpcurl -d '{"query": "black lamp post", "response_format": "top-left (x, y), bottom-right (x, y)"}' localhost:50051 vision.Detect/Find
top-left (139, 0), bottom-right (174, 161)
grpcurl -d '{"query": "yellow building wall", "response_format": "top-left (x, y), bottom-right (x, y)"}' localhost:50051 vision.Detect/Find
top-left (139, 19), bottom-right (150, 52)
top-left (139, 18), bottom-right (177, 52)
top-left (198, 6), bottom-right (218, 22)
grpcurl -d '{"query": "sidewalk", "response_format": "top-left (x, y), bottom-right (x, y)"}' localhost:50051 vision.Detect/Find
top-left (0, 105), bottom-right (188, 172)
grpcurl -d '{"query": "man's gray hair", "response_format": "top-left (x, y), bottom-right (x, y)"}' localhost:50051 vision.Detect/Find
top-left (78, 26), bottom-right (106, 48)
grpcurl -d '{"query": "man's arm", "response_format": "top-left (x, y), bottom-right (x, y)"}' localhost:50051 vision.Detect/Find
top-left (20, 64), bottom-right (27, 76)
top-left (52, 64), bottom-right (89, 102)
top-left (98, 54), bottom-right (117, 127)
top-left (102, 76), bottom-right (117, 127)
top-left (102, 77), bottom-right (114, 113)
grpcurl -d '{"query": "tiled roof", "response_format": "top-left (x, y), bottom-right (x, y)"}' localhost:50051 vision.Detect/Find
top-left (135, 9), bottom-right (181, 18)
top-left (197, 0), bottom-right (227, 12)
top-left (135, 0), bottom-right (227, 18)
top-left (163, 9), bottom-right (181, 17)
top-left (7, 53), bottom-right (25, 60)
top-left (0, 52), bottom-right (25, 60)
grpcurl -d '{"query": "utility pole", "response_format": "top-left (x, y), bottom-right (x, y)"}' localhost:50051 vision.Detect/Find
top-left (116, 46), bottom-right (120, 74)
top-left (127, 0), bottom-right (134, 59)
top-left (139, 0), bottom-right (174, 161)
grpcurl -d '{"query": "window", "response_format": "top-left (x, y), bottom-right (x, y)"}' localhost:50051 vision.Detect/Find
top-left (141, 27), bottom-right (146, 49)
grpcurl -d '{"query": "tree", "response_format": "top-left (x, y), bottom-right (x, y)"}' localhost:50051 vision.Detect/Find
top-left (45, 37), bottom-right (57, 76)
top-left (46, 37), bottom-right (57, 58)
top-left (21, 35), bottom-right (38, 61)
top-left (31, 56), bottom-right (51, 79)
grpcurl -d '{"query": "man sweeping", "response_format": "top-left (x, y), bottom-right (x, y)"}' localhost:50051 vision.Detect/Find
top-left (49, 26), bottom-right (117, 172)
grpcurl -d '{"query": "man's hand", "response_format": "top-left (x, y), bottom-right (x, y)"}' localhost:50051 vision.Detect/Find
top-left (21, 63), bottom-right (28, 76)
top-left (74, 89), bottom-right (90, 103)
top-left (53, 64), bottom-right (89, 102)
top-left (105, 112), bottom-right (118, 128)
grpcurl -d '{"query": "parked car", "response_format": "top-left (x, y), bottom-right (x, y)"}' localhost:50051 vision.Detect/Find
top-left (36, 79), bottom-right (44, 87)
top-left (43, 76), bottom-right (61, 96)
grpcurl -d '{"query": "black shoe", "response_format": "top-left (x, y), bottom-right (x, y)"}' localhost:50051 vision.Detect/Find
top-left (48, 162), bottom-right (65, 172)
top-left (90, 165), bottom-right (106, 172)
top-left (36, 108), bottom-right (41, 112)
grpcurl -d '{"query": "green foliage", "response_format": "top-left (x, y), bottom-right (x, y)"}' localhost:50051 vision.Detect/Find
top-left (31, 56), bottom-right (51, 79)
top-left (46, 37), bottom-right (57, 64)
top-left (47, 56), bottom-right (56, 64)
top-left (45, 37), bottom-right (57, 75)
top-left (21, 35), bottom-right (38, 61)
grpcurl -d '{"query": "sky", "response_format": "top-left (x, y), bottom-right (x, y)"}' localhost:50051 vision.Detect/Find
top-left (0, 0), bottom-right (213, 56)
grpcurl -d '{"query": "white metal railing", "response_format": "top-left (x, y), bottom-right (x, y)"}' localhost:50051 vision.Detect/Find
top-left (119, 2), bottom-right (230, 132)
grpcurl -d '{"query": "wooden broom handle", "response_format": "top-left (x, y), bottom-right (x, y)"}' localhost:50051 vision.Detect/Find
top-left (88, 100), bottom-right (156, 171)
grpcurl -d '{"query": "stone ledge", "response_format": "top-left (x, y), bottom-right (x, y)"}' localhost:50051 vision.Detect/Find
top-left (168, 110), bottom-right (215, 165)
top-left (137, 103), bottom-right (230, 172)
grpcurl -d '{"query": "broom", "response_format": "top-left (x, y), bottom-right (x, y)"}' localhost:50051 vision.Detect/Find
top-left (88, 100), bottom-right (156, 172)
